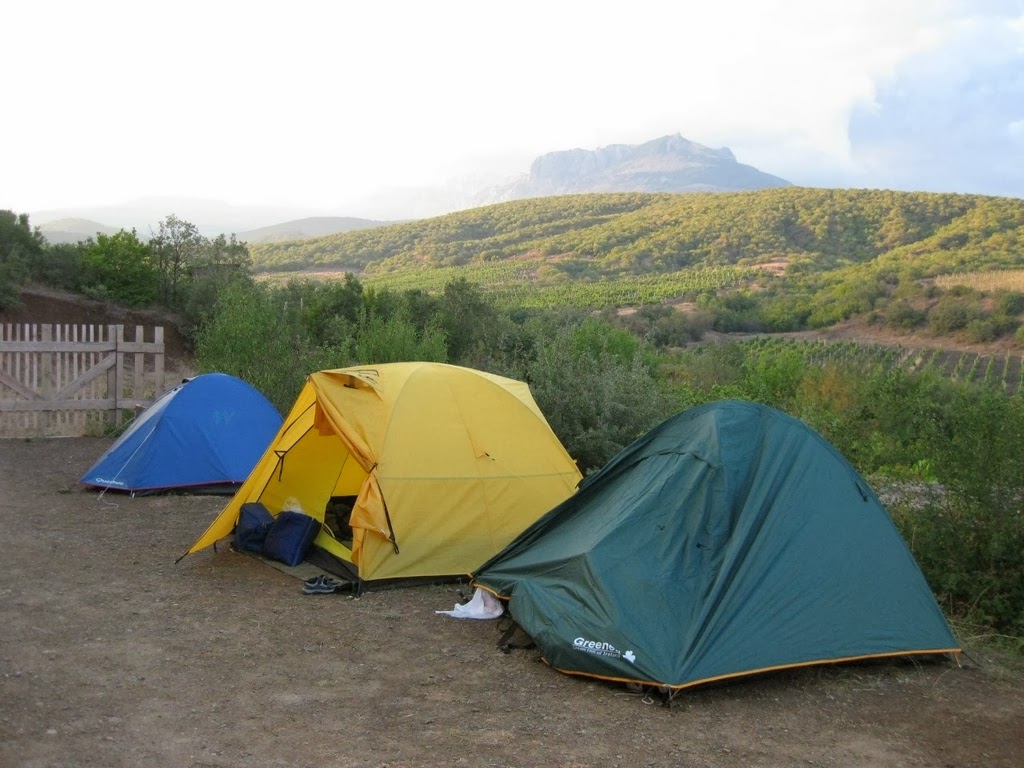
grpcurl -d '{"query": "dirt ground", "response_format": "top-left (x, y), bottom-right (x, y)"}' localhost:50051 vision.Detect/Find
top-left (1, 437), bottom-right (1022, 768)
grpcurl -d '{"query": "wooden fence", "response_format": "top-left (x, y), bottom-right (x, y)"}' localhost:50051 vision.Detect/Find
top-left (0, 323), bottom-right (166, 438)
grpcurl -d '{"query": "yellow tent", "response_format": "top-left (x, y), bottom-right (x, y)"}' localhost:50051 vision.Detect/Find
top-left (182, 362), bottom-right (582, 585)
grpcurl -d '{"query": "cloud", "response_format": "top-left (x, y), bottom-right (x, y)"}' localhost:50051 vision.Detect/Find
top-left (842, 10), bottom-right (1024, 196)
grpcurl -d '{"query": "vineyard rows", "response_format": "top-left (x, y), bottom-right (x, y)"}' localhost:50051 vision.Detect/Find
top-left (362, 261), bottom-right (752, 309)
top-left (736, 337), bottom-right (1024, 393)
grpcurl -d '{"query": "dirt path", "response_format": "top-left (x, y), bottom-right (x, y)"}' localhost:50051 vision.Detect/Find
top-left (1, 437), bottom-right (1022, 768)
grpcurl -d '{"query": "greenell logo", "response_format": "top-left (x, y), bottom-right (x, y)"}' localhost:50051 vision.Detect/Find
top-left (573, 636), bottom-right (636, 663)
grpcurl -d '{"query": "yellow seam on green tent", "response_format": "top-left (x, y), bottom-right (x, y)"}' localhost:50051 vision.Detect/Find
top-left (543, 647), bottom-right (963, 691)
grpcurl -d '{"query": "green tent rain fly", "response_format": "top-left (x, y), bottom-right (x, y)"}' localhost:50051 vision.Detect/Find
top-left (472, 400), bottom-right (960, 694)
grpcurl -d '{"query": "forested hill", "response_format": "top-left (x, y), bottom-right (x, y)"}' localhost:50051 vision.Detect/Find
top-left (248, 188), bottom-right (1024, 282)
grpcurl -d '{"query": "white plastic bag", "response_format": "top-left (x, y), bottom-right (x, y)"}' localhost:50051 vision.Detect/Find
top-left (436, 587), bottom-right (504, 619)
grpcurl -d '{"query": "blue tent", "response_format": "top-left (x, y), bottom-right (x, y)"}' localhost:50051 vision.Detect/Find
top-left (473, 400), bottom-right (960, 693)
top-left (80, 373), bottom-right (283, 494)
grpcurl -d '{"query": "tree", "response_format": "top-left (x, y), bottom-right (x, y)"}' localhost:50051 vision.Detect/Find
top-left (177, 233), bottom-right (254, 334)
top-left (401, 288), bottom-right (442, 335)
top-left (195, 233), bottom-right (252, 284)
top-left (0, 210), bottom-right (44, 309)
top-left (32, 241), bottom-right (87, 291)
top-left (82, 229), bottom-right (159, 305)
top-left (194, 281), bottom-right (314, 413)
top-left (526, 317), bottom-right (674, 473)
top-left (437, 277), bottom-right (499, 364)
top-left (150, 215), bottom-right (204, 306)
top-left (299, 274), bottom-right (364, 343)
top-left (354, 311), bottom-right (447, 364)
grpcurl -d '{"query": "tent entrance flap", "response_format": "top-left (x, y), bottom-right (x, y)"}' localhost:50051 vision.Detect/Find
top-left (255, 429), bottom-right (355, 523)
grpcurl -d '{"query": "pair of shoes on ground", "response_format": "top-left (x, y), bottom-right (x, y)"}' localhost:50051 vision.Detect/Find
top-left (302, 574), bottom-right (342, 594)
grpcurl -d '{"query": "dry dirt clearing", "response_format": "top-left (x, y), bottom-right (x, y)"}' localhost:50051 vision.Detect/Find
top-left (2, 437), bottom-right (1023, 768)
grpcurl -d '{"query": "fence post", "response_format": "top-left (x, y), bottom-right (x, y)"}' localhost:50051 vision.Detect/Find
top-left (40, 324), bottom-right (53, 433)
top-left (133, 325), bottom-right (145, 404)
top-left (108, 324), bottom-right (122, 428)
top-left (154, 327), bottom-right (165, 396)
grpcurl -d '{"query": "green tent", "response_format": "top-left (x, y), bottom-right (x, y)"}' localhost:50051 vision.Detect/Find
top-left (472, 400), bottom-right (960, 692)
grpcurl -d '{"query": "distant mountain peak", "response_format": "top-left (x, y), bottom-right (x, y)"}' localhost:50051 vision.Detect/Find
top-left (478, 134), bottom-right (789, 203)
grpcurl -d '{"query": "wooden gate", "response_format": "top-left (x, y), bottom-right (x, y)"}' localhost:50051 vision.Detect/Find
top-left (0, 323), bottom-right (166, 438)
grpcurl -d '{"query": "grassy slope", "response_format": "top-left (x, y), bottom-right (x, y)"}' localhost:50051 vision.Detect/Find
top-left (246, 188), bottom-right (1024, 317)
top-left (249, 188), bottom-right (1021, 272)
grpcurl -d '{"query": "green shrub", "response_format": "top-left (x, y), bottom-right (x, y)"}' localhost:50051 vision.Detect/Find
top-left (354, 312), bottom-right (447, 364)
top-left (888, 387), bottom-right (1024, 638)
top-left (891, 495), bottom-right (1024, 638)
top-left (964, 318), bottom-right (997, 343)
top-left (996, 291), bottom-right (1024, 317)
top-left (928, 296), bottom-right (984, 334)
top-left (527, 319), bottom-right (675, 473)
top-left (194, 282), bottom-right (317, 413)
top-left (884, 299), bottom-right (927, 330)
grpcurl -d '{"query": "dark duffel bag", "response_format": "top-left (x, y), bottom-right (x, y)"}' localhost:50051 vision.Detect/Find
top-left (234, 502), bottom-right (275, 553)
top-left (262, 510), bottom-right (321, 567)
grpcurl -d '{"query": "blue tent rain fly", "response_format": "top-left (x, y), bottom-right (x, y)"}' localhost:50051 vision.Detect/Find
top-left (80, 373), bottom-right (283, 494)
top-left (472, 400), bottom-right (960, 694)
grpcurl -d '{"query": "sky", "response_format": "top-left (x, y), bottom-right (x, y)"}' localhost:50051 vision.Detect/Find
top-left (3, 0), bottom-right (1023, 221)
